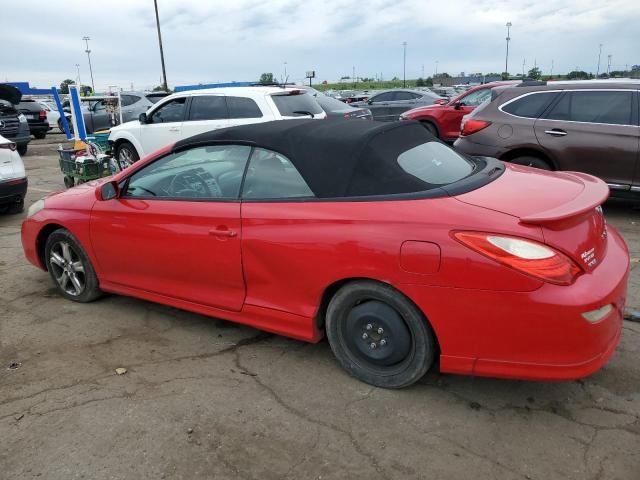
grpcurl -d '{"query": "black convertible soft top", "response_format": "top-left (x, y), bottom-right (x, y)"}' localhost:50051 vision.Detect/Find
top-left (173, 119), bottom-right (495, 199)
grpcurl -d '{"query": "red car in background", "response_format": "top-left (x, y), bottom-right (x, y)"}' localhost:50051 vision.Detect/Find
top-left (400, 82), bottom-right (518, 142)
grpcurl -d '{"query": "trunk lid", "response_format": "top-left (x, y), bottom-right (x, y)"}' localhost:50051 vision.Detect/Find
top-left (456, 163), bottom-right (609, 273)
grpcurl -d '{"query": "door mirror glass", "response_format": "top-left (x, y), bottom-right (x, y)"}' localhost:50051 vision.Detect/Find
top-left (99, 181), bottom-right (119, 201)
top-left (138, 112), bottom-right (147, 124)
top-left (453, 101), bottom-right (463, 110)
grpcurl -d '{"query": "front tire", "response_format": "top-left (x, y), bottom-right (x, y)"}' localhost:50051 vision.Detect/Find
top-left (116, 141), bottom-right (139, 169)
top-left (326, 280), bottom-right (436, 388)
top-left (44, 229), bottom-right (102, 303)
top-left (421, 121), bottom-right (439, 138)
top-left (34, 131), bottom-right (46, 140)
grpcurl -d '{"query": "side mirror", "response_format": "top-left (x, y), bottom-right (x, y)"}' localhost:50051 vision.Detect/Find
top-left (367, 99), bottom-right (373, 105)
top-left (139, 112), bottom-right (147, 124)
top-left (98, 181), bottom-right (119, 201)
top-left (453, 101), bottom-right (464, 110)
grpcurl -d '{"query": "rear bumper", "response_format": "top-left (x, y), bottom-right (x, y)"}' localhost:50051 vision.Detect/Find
top-left (0, 177), bottom-right (27, 204)
top-left (453, 137), bottom-right (506, 158)
top-left (27, 121), bottom-right (49, 134)
top-left (400, 226), bottom-right (629, 381)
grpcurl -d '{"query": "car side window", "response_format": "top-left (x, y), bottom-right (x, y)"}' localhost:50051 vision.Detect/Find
top-left (501, 92), bottom-right (558, 118)
top-left (227, 96), bottom-right (263, 118)
top-left (393, 91), bottom-right (417, 101)
top-left (123, 145), bottom-right (251, 200)
top-left (370, 92), bottom-right (394, 103)
top-left (121, 95), bottom-right (140, 107)
top-left (148, 98), bottom-right (187, 123)
top-left (544, 91), bottom-right (633, 125)
top-left (188, 96), bottom-right (228, 121)
top-left (460, 89), bottom-right (491, 107)
top-left (242, 148), bottom-right (314, 200)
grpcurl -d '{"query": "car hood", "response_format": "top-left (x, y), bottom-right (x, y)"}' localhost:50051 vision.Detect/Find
top-left (44, 177), bottom-right (112, 208)
top-left (111, 120), bottom-right (141, 132)
top-left (0, 84), bottom-right (22, 105)
top-left (403, 104), bottom-right (446, 116)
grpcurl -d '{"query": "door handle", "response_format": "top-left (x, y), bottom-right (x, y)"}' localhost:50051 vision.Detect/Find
top-left (209, 227), bottom-right (237, 238)
top-left (168, 126), bottom-right (180, 132)
top-left (544, 129), bottom-right (567, 136)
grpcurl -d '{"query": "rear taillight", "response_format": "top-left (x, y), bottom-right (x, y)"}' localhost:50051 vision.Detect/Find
top-left (460, 119), bottom-right (491, 136)
top-left (453, 231), bottom-right (581, 285)
top-left (0, 142), bottom-right (17, 151)
top-left (39, 110), bottom-right (47, 119)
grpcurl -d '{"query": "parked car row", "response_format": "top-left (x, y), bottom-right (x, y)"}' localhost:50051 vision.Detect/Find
top-left (454, 80), bottom-right (640, 196)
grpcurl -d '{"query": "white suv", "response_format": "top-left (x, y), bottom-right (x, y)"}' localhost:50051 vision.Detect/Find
top-left (0, 134), bottom-right (27, 214)
top-left (108, 86), bottom-right (326, 166)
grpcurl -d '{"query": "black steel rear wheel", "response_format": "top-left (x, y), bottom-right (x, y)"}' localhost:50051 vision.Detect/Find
top-left (326, 280), bottom-right (436, 388)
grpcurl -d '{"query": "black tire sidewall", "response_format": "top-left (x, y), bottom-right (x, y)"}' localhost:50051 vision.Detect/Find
top-left (44, 229), bottom-right (102, 303)
top-left (510, 156), bottom-right (551, 170)
top-left (326, 281), bottom-right (436, 388)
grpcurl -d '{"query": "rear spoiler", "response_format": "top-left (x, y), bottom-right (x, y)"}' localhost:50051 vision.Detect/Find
top-left (519, 172), bottom-right (609, 224)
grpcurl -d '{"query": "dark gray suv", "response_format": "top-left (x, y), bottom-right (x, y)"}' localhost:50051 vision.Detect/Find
top-left (454, 81), bottom-right (640, 196)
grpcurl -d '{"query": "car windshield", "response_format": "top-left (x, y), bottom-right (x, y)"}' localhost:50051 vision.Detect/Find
top-left (397, 142), bottom-right (475, 185)
top-left (271, 92), bottom-right (323, 117)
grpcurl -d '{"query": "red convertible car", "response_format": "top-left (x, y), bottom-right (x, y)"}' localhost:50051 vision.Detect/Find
top-left (22, 120), bottom-right (629, 388)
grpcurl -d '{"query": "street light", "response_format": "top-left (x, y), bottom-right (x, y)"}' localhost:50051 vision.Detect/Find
top-left (505, 22), bottom-right (512, 75)
top-left (607, 54), bottom-right (612, 76)
top-left (402, 41), bottom-right (407, 88)
top-left (82, 36), bottom-right (95, 94)
top-left (284, 61), bottom-right (288, 83)
top-left (153, 0), bottom-right (168, 91)
top-left (596, 43), bottom-right (603, 77)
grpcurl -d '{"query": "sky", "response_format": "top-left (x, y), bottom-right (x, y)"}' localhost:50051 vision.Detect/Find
top-left (2, 0), bottom-right (639, 92)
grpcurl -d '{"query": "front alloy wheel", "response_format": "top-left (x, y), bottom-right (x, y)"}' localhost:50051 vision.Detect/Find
top-left (45, 229), bottom-right (102, 303)
top-left (49, 241), bottom-right (85, 296)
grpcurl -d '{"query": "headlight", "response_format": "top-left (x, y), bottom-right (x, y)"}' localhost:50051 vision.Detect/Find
top-left (27, 199), bottom-right (45, 217)
top-left (18, 114), bottom-right (27, 123)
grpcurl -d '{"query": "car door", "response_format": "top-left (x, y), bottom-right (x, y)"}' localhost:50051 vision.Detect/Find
top-left (89, 101), bottom-right (112, 132)
top-left (120, 94), bottom-right (142, 123)
top-left (534, 89), bottom-right (639, 187)
top-left (181, 95), bottom-right (229, 138)
top-left (386, 91), bottom-right (421, 120)
top-left (440, 88), bottom-right (492, 138)
top-left (90, 144), bottom-right (251, 311)
top-left (139, 97), bottom-right (187, 154)
top-left (366, 92), bottom-right (395, 121)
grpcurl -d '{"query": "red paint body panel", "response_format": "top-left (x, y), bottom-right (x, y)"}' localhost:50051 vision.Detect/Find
top-left (401, 83), bottom-right (515, 141)
top-left (20, 141), bottom-right (630, 382)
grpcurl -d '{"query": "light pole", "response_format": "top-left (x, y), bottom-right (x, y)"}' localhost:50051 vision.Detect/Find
top-left (505, 22), bottom-right (512, 75)
top-left (153, 0), bottom-right (168, 91)
top-left (402, 41), bottom-right (407, 88)
top-left (75, 63), bottom-right (82, 88)
top-left (82, 36), bottom-right (95, 94)
top-left (596, 43), bottom-right (603, 77)
top-left (284, 61), bottom-right (288, 83)
top-left (435, 60), bottom-right (438, 78)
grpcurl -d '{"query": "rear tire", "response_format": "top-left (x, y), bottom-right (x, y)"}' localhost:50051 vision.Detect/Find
top-left (17, 144), bottom-right (27, 156)
top-left (44, 229), bottom-right (102, 303)
top-left (34, 131), bottom-right (46, 140)
top-left (326, 280), bottom-right (436, 388)
top-left (421, 121), bottom-right (439, 138)
top-left (116, 141), bottom-right (139, 169)
top-left (509, 156), bottom-right (552, 170)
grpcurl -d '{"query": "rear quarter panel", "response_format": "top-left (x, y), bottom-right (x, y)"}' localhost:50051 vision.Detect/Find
top-left (240, 198), bottom-right (544, 320)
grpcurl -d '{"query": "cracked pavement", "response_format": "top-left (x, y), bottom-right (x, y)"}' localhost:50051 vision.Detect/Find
top-left (1, 134), bottom-right (639, 479)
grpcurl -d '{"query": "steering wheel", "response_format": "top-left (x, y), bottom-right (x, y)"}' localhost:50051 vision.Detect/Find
top-left (168, 171), bottom-right (212, 198)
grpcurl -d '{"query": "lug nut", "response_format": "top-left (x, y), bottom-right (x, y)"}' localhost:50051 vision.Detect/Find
top-left (370, 342), bottom-right (377, 349)
top-left (380, 339), bottom-right (387, 346)
top-left (366, 323), bottom-right (372, 331)
top-left (377, 327), bottom-right (384, 334)
top-left (362, 333), bottom-right (368, 340)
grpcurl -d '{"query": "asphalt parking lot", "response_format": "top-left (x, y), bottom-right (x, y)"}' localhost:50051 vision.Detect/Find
top-left (1, 134), bottom-right (639, 480)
